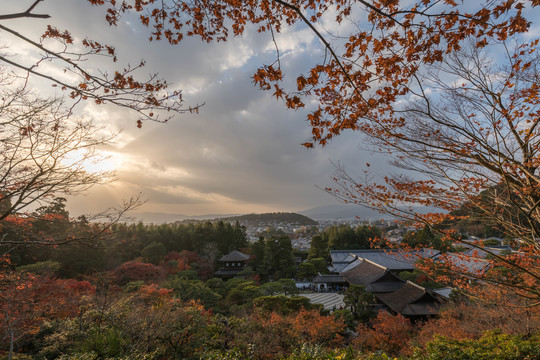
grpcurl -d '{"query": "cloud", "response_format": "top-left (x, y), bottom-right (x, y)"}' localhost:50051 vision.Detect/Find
top-left (5, 0), bottom-right (386, 218)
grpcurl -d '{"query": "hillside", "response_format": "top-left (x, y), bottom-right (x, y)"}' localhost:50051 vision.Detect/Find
top-left (220, 212), bottom-right (318, 226)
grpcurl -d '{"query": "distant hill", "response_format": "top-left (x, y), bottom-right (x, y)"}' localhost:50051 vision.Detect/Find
top-left (299, 204), bottom-right (390, 220)
top-left (127, 211), bottom-right (240, 224)
top-left (299, 203), bottom-right (443, 220)
top-left (220, 212), bottom-right (318, 225)
top-left (130, 206), bottom-right (391, 224)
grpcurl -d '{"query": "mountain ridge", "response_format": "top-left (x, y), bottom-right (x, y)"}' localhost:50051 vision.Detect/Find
top-left (129, 204), bottom-right (388, 224)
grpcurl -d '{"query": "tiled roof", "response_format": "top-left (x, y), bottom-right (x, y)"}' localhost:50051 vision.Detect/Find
top-left (375, 281), bottom-right (441, 316)
top-left (342, 259), bottom-right (405, 293)
top-left (330, 249), bottom-right (440, 272)
top-left (400, 302), bottom-right (440, 316)
top-left (461, 245), bottom-right (514, 259)
top-left (365, 281), bottom-right (406, 293)
top-left (339, 258), bottom-right (363, 273)
top-left (219, 250), bottom-right (250, 262)
top-left (312, 274), bottom-right (345, 283)
top-left (434, 252), bottom-right (491, 274)
top-left (433, 288), bottom-right (452, 299)
top-left (329, 251), bottom-right (358, 263)
top-left (342, 259), bottom-right (388, 285)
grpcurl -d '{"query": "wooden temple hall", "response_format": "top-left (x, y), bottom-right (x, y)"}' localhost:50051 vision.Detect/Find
top-left (321, 250), bottom-right (447, 319)
top-left (214, 250), bottom-right (251, 279)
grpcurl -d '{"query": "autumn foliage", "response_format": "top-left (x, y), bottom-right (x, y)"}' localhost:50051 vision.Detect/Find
top-left (79, 0), bottom-right (534, 142)
top-left (355, 310), bottom-right (413, 356)
top-left (111, 260), bottom-right (167, 285)
top-left (225, 308), bottom-right (346, 359)
top-left (2, 0), bottom-right (540, 358)
top-left (0, 274), bottom-right (95, 352)
top-left (62, 0), bottom-right (540, 302)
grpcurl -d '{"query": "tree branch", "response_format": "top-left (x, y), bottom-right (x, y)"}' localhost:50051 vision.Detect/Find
top-left (0, 0), bottom-right (50, 20)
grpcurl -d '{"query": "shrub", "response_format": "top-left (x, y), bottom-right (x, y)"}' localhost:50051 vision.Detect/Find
top-left (111, 261), bottom-right (166, 285)
top-left (411, 331), bottom-right (540, 360)
top-left (17, 260), bottom-right (61, 276)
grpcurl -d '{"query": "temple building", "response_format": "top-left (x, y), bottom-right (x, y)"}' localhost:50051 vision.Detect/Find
top-left (214, 250), bottom-right (251, 279)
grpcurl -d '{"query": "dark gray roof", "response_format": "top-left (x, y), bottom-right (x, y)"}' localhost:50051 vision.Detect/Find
top-left (462, 245), bottom-right (514, 259)
top-left (342, 259), bottom-right (388, 285)
top-left (365, 281), bottom-right (406, 293)
top-left (330, 251), bottom-right (358, 263)
top-left (434, 252), bottom-right (491, 274)
top-left (339, 258), bottom-right (363, 273)
top-left (219, 250), bottom-right (250, 262)
top-left (375, 281), bottom-right (441, 316)
top-left (400, 302), bottom-right (440, 316)
top-left (433, 288), bottom-right (452, 299)
top-left (330, 249), bottom-right (440, 273)
top-left (312, 274), bottom-right (345, 283)
top-left (342, 259), bottom-right (405, 293)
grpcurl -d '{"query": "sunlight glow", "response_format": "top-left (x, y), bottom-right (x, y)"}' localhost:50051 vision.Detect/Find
top-left (63, 149), bottom-right (123, 175)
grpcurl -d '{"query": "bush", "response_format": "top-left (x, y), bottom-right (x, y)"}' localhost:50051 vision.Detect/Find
top-left (17, 260), bottom-right (61, 276)
top-left (111, 261), bottom-right (166, 285)
top-left (354, 311), bottom-right (412, 356)
top-left (140, 242), bottom-right (167, 264)
top-left (411, 331), bottom-right (540, 360)
top-left (253, 295), bottom-right (315, 314)
top-left (123, 280), bottom-right (145, 292)
top-left (77, 327), bottom-right (127, 358)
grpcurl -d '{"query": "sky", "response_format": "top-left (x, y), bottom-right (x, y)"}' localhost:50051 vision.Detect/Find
top-left (7, 1), bottom-right (537, 221)
top-left (2, 0), bottom-right (387, 219)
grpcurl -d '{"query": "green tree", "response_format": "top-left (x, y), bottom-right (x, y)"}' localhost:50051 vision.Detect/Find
top-left (308, 235), bottom-right (328, 260)
top-left (163, 276), bottom-right (221, 309)
top-left (224, 280), bottom-right (262, 312)
top-left (323, 225), bottom-right (380, 250)
top-left (403, 225), bottom-right (437, 248)
top-left (250, 237), bottom-right (267, 276)
top-left (278, 278), bottom-right (299, 296)
top-left (344, 285), bottom-right (375, 322)
top-left (16, 260), bottom-right (61, 276)
top-left (411, 331), bottom-right (540, 360)
top-left (253, 295), bottom-right (315, 315)
top-left (260, 281), bottom-right (284, 296)
top-left (308, 258), bottom-right (328, 274)
top-left (263, 235), bottom-right (296, 281)
top-left (140, 242), bottom-right (167, 265)
top-left (296, 262), bottom-right (317, 281)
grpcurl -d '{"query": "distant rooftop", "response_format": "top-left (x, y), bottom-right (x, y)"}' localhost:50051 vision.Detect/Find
top-left (433, 252), bottom-right (491, 274)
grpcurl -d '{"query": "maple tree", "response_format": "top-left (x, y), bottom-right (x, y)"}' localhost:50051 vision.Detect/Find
top-left (0, 86), bottom-right (111, 222)
top-left (417, 295), bottom-right (540, 343)
top-left (70, 0), bottom-right (535, 135)
top-left (328, 39), bottom-right (540, 303)
top-left (219, 308), bottom-right (345, 359)
top-left (0, 274), bottom-right (95, 358)
top-left (355, 310), bottom-right (413, 356)
top-left (0, 82), bottom-right (143, 262)
top-left (0, 0), bottom-right (201, 126)
top-left (111, 260), bottom-right (166, 285)
top-left (4, 1), bottom-right (534, 129)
